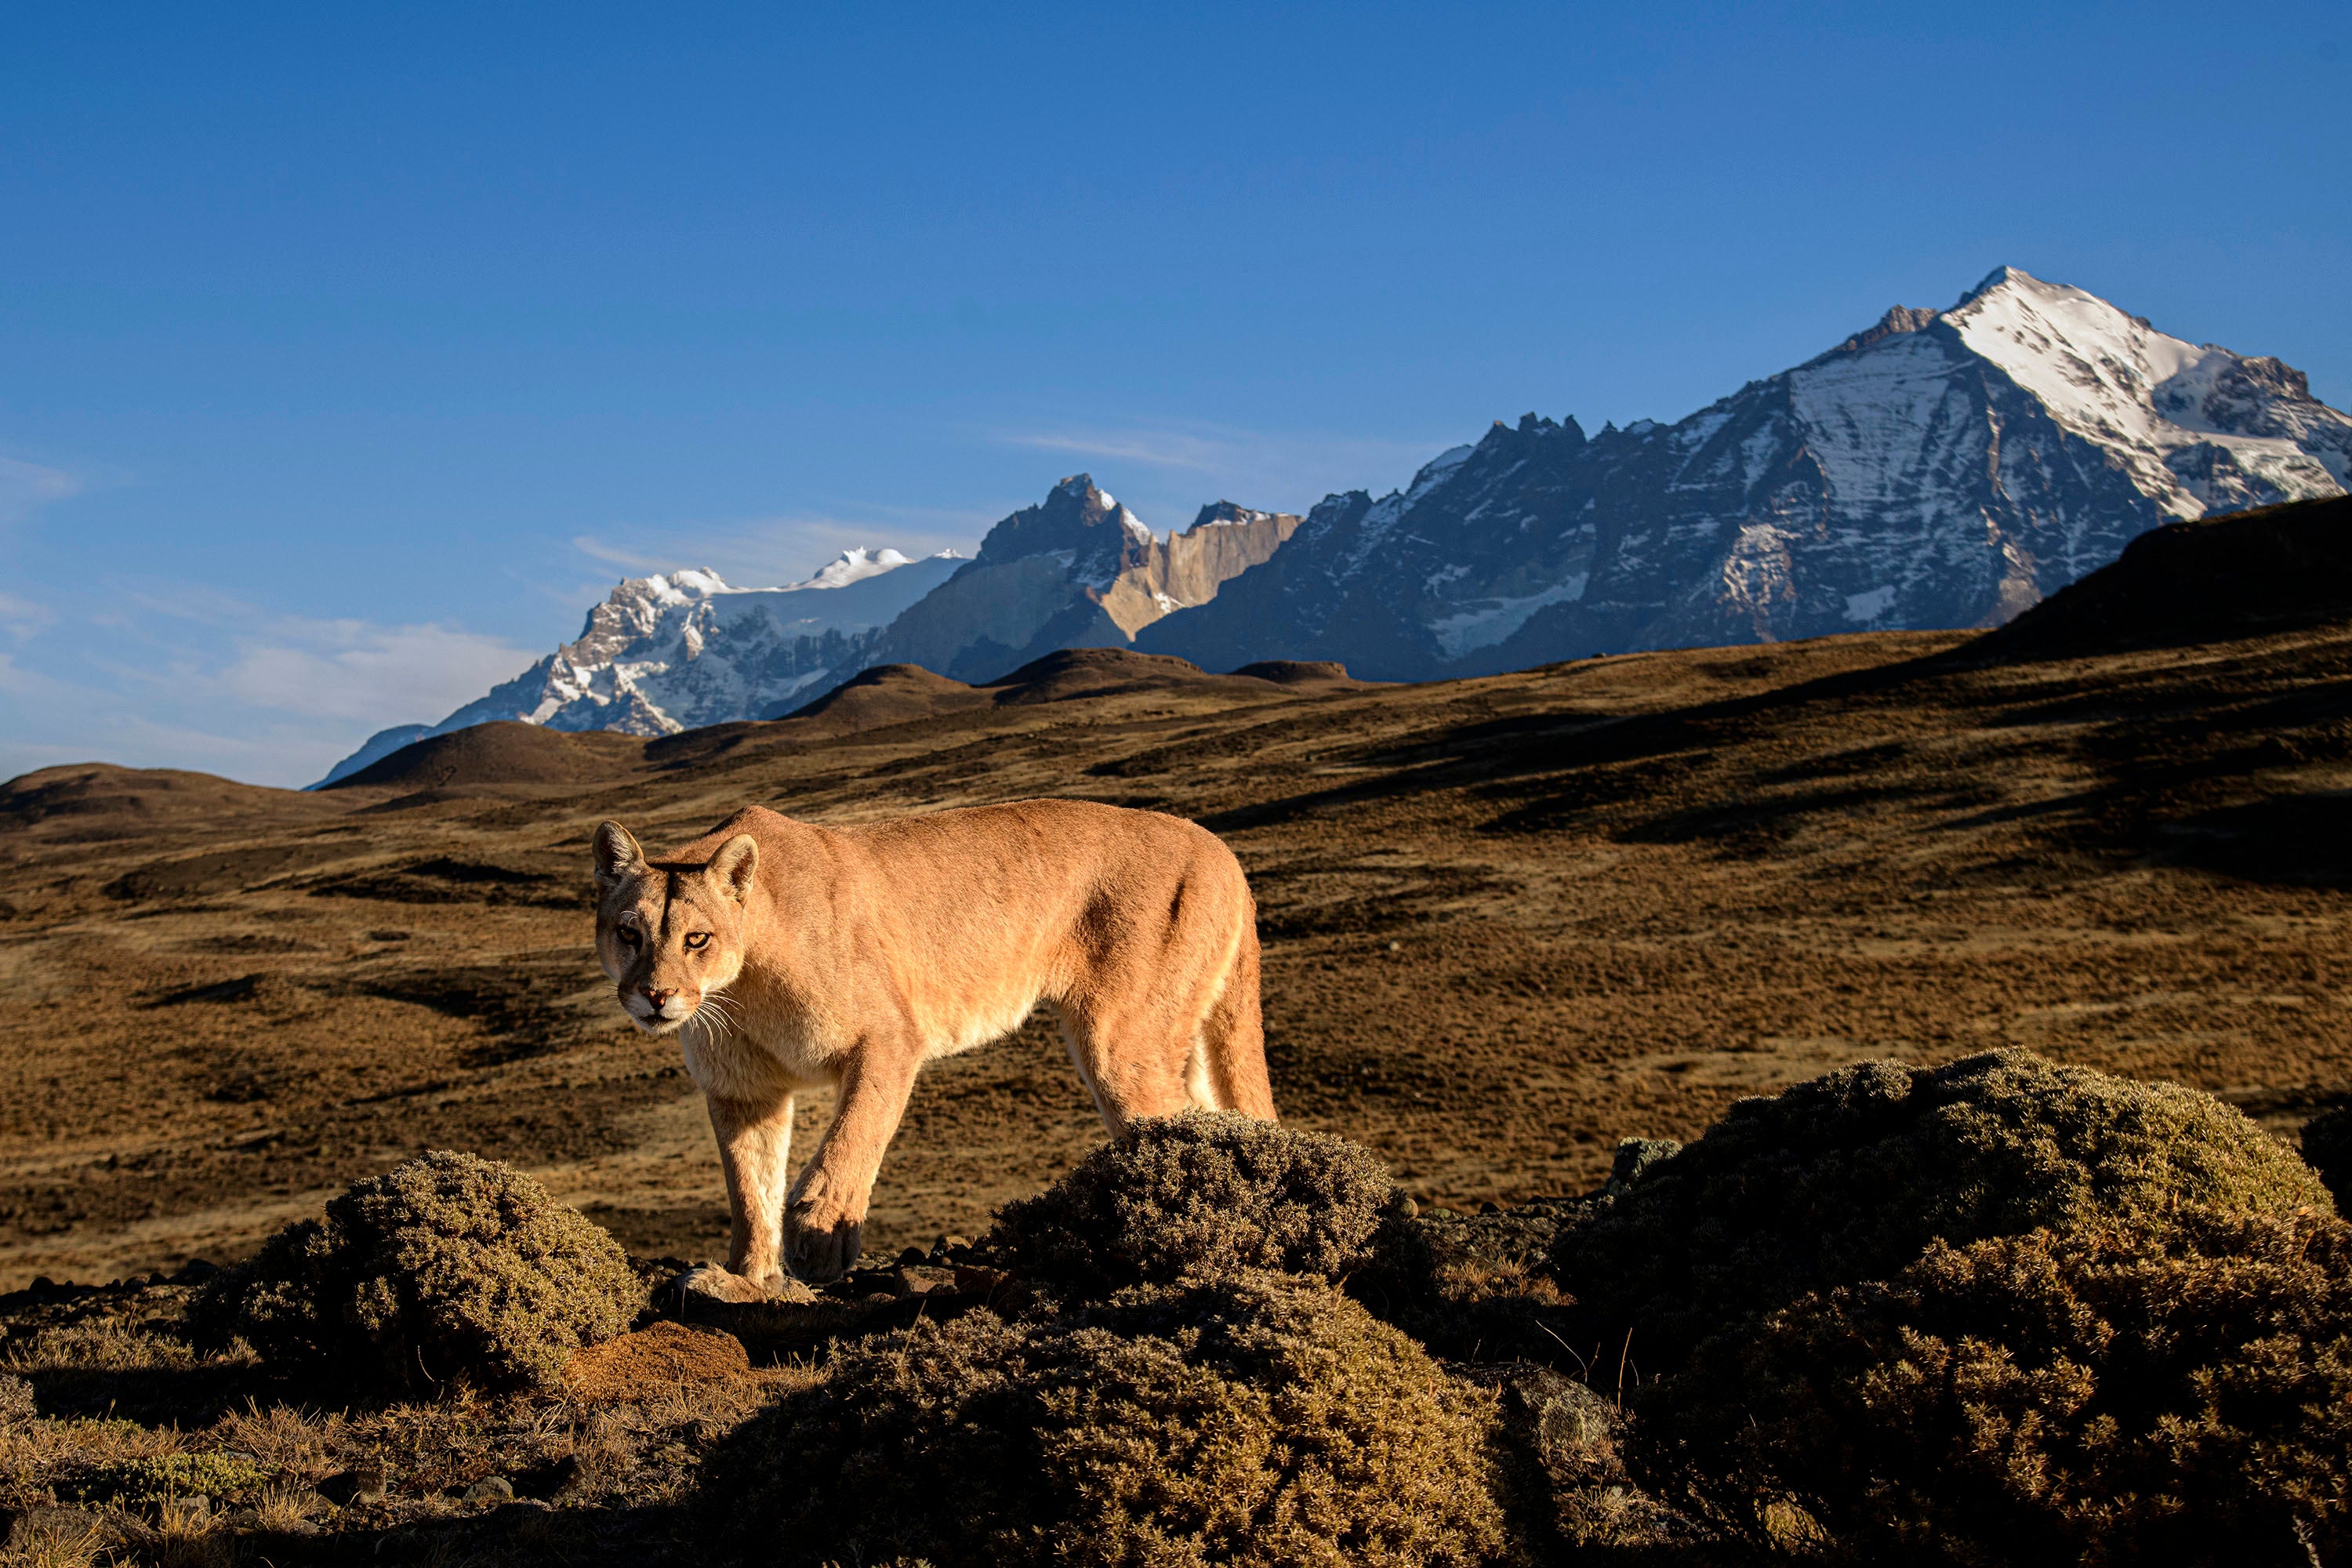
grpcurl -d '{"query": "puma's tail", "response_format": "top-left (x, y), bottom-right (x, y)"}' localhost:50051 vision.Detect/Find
top-left (1203, 914), bottom-right (1276, 1119)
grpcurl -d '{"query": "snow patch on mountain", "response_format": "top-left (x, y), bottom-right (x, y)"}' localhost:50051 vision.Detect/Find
top-left (312, 546), bottom-right (964, 782)
top-left (1947, 267), bottom-right (2343, 517)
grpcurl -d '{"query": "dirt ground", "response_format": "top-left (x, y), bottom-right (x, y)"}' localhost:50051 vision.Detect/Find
top-left (2, 591), bottom-right (2347, 1289)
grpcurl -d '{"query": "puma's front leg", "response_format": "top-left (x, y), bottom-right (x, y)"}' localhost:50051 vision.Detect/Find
top-left (786, 1042), bottom-right (920, 1282)
top-left (685, 1091), bottom-right (796, 1302)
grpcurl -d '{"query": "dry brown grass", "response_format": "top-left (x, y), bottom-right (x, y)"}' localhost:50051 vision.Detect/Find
top-left (5, 606), bottom-right (2350, 1288)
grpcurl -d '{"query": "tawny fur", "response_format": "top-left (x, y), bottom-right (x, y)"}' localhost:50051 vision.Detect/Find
top-left (590, 799), bottom-right (1273, 1293)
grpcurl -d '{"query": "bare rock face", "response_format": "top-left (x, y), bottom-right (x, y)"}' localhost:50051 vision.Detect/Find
top-left (870, 477), bottom-right (1299, 683)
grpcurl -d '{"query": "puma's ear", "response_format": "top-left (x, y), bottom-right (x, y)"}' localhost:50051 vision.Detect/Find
top-left (708, 833), bottom-right (760, 905)
top-left (593, 821), bottom-right (646, 892)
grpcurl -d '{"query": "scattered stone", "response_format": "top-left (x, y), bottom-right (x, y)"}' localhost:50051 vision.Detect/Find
top-left (463, 1475), bottom-right (514, 1504)
top-left (561, 1319), bottom-right (753, 1402)
top-left (344, 1462), bottom-right (388, 1504)
top-left (891, 1264), bottom-right (958, 1298)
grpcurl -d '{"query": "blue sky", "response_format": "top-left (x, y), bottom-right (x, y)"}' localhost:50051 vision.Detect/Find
top-left (3, 2), bottom-right (2346, 785)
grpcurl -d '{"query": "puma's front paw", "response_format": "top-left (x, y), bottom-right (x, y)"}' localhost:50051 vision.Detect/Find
top-left (785, 1198), bottom-right (865, 1283)
top-left (680, 1264), bottom-right (784, 1305)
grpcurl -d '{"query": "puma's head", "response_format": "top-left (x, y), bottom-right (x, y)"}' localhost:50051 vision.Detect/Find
top-left (591, 820), bottom-right (760, 1036)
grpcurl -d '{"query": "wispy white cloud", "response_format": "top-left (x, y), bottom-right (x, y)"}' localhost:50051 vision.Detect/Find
top-left (0, 608), bottom-right (539, 789)
top-left (219, 617), bottom-right (535, 724)
top-left (0, 590), bottom-right (54, 641)
top-left (571, 506), bottom-right (990, 590)
top-left (0, 456), bottom-right (82, 526)
top-left (1005, 429), bottom-right (1243, 471)
top-left (571, 535), bottom-right (678, 573)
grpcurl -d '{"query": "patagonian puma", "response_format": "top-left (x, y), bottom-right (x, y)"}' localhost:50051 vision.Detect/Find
top-left (591, 799), bottom-right (1272, 1294)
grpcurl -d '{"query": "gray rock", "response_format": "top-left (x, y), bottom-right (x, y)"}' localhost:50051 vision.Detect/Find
top-left (1606, 1138), bottom-right (1682, 1196)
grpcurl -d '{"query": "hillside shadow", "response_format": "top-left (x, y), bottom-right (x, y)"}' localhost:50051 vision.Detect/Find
top-left (2147, 793), bottom-right (2352, 890)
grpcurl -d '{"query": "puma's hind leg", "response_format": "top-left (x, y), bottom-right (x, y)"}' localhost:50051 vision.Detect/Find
top-left (1198, 919), bottom-right (1276, 1118)
top-left (1057, 912), bottom-right (1266, 1131)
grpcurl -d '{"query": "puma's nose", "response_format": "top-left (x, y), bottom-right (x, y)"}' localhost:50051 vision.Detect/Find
top-left (643, 987), bottom-right (676, 1009)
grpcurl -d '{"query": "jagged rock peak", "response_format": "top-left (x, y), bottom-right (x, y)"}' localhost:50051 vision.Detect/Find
top-left (1835, 305), bottom-right (1942, 355)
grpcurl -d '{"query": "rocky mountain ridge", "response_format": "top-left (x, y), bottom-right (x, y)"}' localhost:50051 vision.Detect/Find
top-left (868, 477), bottom-right (1301, 682)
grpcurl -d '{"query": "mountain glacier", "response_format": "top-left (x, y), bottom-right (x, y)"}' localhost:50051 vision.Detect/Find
top-left (1138, 267), bottom-right (2350, 677)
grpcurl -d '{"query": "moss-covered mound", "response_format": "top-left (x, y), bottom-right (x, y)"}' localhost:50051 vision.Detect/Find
top-left (987, 1111), bottom-right (1399, 1293)
top-left (1639, 1207), bottom-right (2352, 1565)
top-left (193, 1149), bottom-right (638, 1392)
top-left (1551, 1050), bottom-right (2331, 1366)
top-left (2305, 1105), bottom-right (2352, 1210)
top-left (703, 1272), bottom-right (1506, 1568)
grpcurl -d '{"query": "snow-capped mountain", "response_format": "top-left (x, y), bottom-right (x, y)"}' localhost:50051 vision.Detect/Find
top-left (1137, 267), bottom-right (2352, 678)
top-left (868, 475), bottom-right (1301, 681)
top-left (316, 484), bottom-right (1298, 785)
top-left (314, 547), bottom-right (963, 785)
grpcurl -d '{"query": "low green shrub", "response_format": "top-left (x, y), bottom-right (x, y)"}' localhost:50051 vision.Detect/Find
top-left (986, 1112), bottom-right (1399, 1293)
top-left (78, 1452), bottom-right (274, 1506)
top-left (1639, 1207), bottom-right (2352, 1566)
top-left (192, 1149), bottom-right (638, 1392)
top-left (704, 1272), bottom-right (1507, 1568)
top-left (1552, 1050), bottom-right (2331, 1365)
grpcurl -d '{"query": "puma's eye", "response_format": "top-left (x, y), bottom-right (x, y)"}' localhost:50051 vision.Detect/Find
top-left (616, 926), bottom-right (642, 947)
top-left (684, 931), bottom-right (710, 951)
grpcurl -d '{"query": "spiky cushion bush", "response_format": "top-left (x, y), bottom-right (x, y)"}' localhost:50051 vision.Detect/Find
top-left (1638, 1207), bottom-right (2352, 1566)
top-left (1551, 1050), bottom-right (2332, 1366)
top-left (193, 1149), bottom-right (637, 1392)
top-left (703, 1272), bottom-right (1507, 1568)
top-left (986, 1112), bottom-right (1399, 1293)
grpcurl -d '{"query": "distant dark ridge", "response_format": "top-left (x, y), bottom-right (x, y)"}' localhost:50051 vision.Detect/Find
top-left (0, 763), bottom-right (318, 840)
top-left (1230, 659), bottom-right (1357, 685)
top-left (1983, 493), bottom-right (2352, 659)
top-left (324, 720), bottom-right (645, 791)
top-left (764, 646), bottom-right (1322, 739)
top-left (982, 647), bottom-right (1231, 705)
top-left (776, 662), bottom-right (989, 729)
